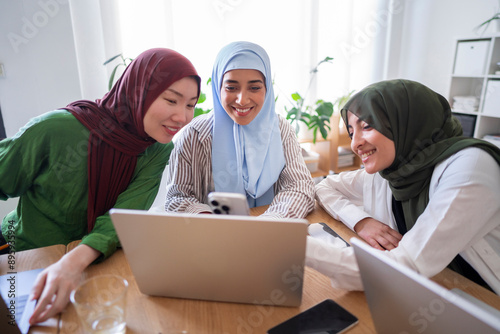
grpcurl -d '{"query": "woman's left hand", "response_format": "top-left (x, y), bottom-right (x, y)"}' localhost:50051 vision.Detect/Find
top-left (354, 217), bottom-right (403, 250)
top-left (28, 244), bottom-right (100, 324)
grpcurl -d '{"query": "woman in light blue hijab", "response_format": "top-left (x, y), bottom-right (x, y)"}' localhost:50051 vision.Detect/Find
top-left (211, 41), bottom-right (285, 207)
top-left (164, 41), bottom-right (315, 217)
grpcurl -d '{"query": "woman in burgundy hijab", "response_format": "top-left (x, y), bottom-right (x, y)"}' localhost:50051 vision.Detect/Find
top-left (0, 48), bottom-right (200, 324)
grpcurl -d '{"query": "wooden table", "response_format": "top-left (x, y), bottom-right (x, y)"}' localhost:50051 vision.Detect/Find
top-left (2, 203), bottom-right (500, 333)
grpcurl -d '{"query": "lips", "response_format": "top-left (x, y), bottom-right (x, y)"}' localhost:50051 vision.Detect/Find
top-left (164, 125), bottom-right (179, 136)
top-left (360, 149), bottom-right (376, 161)
top-left (233, 106), bottom-right (252, 116)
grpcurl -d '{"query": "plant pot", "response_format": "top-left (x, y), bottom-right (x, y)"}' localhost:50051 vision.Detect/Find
top-left (298, 122), bottom-right (314, 141)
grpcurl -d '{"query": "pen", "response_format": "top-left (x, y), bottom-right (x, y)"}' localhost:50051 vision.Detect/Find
top-left (318, 222), bottom-right (350, 247)
top-left (0, 244), bottom-right (9, 251)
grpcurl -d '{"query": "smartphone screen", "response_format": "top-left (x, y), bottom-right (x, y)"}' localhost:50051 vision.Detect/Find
top-left (267, 299), bottom-right (358, 334)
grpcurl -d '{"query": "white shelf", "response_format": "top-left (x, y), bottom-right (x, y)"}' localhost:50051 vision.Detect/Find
top-left (449, 34), bottom-right (500, 139)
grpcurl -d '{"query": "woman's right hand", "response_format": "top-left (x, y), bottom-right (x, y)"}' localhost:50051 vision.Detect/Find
top-left (354, 217), bottom-right (402, 250)
top-left (29, 244), bottom-right (100, 324)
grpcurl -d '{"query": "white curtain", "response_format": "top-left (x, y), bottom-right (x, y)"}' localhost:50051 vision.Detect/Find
top-left (103, 0), bottom-right (400, 112)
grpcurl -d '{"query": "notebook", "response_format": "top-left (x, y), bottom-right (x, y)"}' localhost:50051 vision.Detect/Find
top-left (351, 238), bottom-right (500, 334)
top-left (110, 208), bottom-right (308, 306)
top-left (0, 268), bottom-right (43, 334)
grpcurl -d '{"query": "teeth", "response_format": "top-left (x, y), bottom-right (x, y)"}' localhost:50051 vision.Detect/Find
top-left (361, 150), bottom-right (375, 159)
top-left (235, 107), bottom-right (251, 113)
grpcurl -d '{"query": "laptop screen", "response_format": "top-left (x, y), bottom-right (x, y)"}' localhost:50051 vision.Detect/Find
top-left (351, 238), bottom-right (500, 334)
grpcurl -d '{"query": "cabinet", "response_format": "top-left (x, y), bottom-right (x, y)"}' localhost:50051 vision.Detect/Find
top-left (300, 113), bottom-right (362, 177)
top-left (449, 33), bottom-right (500, 141)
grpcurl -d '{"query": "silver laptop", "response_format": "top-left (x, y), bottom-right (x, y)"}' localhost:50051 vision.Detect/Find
top-left (351, 238), bottom-right (500, 334)
top-left (0, 268), bottom-right (43, 334)
top-left (110, 209), bottom-right (308, 307)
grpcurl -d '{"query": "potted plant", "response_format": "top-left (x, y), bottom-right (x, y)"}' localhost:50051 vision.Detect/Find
top-left (285, 56), bottom-right (334, 143)
top-left (286, 93), bottom-right (334, 143)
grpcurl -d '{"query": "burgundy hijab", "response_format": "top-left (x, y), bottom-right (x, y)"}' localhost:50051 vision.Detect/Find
top-left (64, 48), bottom-right (200, 232)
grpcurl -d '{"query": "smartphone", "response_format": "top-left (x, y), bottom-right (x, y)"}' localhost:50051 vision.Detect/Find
top-left (267, 299), bottom-right (358, 334)
top-left (208, 192), bottom-right (250, 216)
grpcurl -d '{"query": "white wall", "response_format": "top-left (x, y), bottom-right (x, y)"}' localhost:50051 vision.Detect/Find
top-left (393, 0), bottom-right (500, 96)
top-left (0, 0), bottom-right (82, 137)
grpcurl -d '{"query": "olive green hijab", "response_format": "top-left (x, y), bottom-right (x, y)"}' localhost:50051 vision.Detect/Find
top-left (341, 79), bottom-right (500, 230)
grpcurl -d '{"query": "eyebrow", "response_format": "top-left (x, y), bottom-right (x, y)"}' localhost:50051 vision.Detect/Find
top-left (346, 116), bottom-right (363, 133)
top-left (223, 79), bottom-right (265, 85)
top-left (347, 115), bottom-right (364, 127)
top-left (166, 88), bottom-right (198, 101)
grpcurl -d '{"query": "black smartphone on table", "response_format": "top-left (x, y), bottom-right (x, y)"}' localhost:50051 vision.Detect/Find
top-left (267, 299), bottom-right (358, 334)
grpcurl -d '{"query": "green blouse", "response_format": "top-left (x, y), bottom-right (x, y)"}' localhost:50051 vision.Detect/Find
top-left (0, 110), bottom-right (173, 260)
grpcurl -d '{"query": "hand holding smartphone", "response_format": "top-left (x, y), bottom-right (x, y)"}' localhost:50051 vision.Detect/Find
top-left (208, 192), bottom-right (250, 216)
top-left (267, 299), bottom-right (358, 334)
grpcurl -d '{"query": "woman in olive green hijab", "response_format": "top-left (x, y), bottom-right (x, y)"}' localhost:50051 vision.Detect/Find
top-left (310, 79), bottom-right (500, 293)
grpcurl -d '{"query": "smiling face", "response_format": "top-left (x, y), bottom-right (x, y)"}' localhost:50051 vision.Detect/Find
top-left (220, 69), bottom-right (266, 126)
top-left (143, 76), bottom-right (199, 144)
top-left (347, 111), bottom-right (396, 174)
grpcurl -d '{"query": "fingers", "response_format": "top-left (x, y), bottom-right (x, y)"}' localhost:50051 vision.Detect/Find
top-left (29, 272), bottom-right (73, 325)
top-left (29, 277), bottom-right (57, 325)
top-left (366, 238), bottom-right (386, 251)
top-left (31, 286), bottom-right (71, 324)
top-left (29, 271), bottom-right (48, 302)
top-left (355, 218), bottom-right (403, 251)
top-left (375, 236), bottom-right (398, 250)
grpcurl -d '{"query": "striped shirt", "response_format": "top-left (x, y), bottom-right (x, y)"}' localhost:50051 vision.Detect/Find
top-left (164, 112), bottom-right (315, 219)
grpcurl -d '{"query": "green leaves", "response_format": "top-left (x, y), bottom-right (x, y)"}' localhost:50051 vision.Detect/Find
top-left (333, 90), bottom-right (355, 113)
top-left (310, 56), bottom-right (334, 74)
top-left (103, 54), bottom-right (133, 91)
top-left (477, 13), bottom-right (500, 29)
top-left (315, 101), bottom-right (333, 118)
top-left (308, 101), bottom-right (333, 143)
top-left (475, 12), bottom-right (500, 34)
top-left (291, 92), bottom-right (303, 102)
top-left (194, 78), bottom-right (213, 118)
top-left (284, 56), bottom-right (336, 143)
top-left (194, 91), bottom-right (212, 117)
top-left (102, 54), bottom-right (122, 65)
top-left (285, 98), bottom-right (334, 143)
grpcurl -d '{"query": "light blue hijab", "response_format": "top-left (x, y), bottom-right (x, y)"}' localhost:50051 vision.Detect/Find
top-left (211, 41), bottom-right (285, 208)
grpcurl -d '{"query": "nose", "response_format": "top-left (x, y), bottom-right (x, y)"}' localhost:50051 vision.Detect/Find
top-left (350, 129), bottom-right (364, 153)
top-left (171, 105), bottom-right (188, 125)
top-left (236, 90), bottom-right (249, 105)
